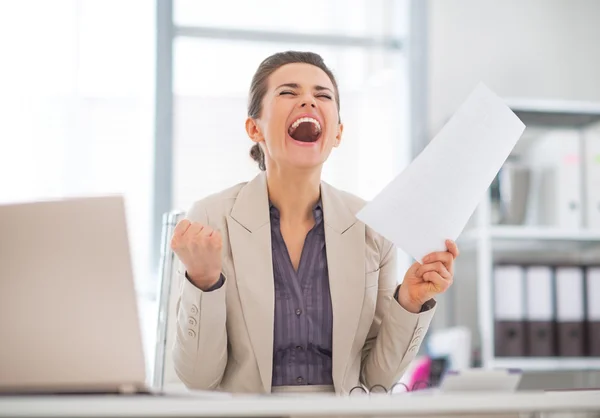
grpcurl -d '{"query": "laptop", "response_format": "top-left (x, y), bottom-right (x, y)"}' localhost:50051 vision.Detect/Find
top-left (0, 196), bottom-right (148, 394)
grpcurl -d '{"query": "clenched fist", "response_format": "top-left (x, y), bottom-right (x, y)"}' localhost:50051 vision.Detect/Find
top-left (170, 219), bottom-right (223, 290)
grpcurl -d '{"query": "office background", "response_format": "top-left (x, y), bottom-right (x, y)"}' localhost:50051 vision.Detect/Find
top-left (2, 0), bottom-right (600, 387)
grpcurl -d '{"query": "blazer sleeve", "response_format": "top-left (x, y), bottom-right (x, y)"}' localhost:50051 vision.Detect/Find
top-left (172, 201), bottom-right (228, 390)
top-left (359, 238), bottom-right (436, 390)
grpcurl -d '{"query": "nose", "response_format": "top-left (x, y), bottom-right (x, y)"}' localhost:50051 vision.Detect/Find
top-left (300, 95), bottom-right (317, 109)
top-left (301, 102), bottom-right (316, 108)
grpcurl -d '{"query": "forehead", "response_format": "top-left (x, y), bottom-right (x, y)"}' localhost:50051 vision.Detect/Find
top-left (267, 63), bottom-right (335, 90)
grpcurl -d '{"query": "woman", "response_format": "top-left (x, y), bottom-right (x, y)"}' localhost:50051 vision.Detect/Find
top-left (171, 51), bottom-right (459, 395)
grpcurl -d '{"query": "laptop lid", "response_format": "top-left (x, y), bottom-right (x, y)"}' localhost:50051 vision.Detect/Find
top-left (0, 196), bottom-right (147, 393)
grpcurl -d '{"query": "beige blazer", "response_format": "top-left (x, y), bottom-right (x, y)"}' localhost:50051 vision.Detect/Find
top-left (172, 173), bottom-right (435, 394)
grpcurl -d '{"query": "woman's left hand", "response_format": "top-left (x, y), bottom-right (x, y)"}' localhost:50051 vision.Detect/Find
top-left (397, 239), bottom-right (460, 313)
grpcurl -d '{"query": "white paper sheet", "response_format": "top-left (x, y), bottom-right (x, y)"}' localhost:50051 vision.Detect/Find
top-left (356, 83), bottom-right (525, 262)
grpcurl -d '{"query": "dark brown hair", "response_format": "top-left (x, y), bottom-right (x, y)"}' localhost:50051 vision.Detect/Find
top-left (247, 51), bottom-right (341, 171)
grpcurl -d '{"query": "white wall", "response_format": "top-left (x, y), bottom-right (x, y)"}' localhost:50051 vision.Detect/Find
top-left (428, 0), bottom-right (600, 134)
top-left (426, 0), bottom-right (600, 335)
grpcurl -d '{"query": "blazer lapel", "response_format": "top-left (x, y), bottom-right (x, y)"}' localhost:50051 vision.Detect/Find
top-left (226, 172), bottom-right (274, 393)
top-left (321, 182), bottom-right (365, 392)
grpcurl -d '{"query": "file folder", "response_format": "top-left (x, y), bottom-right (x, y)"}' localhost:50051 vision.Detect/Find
top-left (583, 126), bottom-right (600, 229)
top-left (586, 267), bottom-right (600, 356)
top-left (555, 267), bottom-right (585, 357)
top-left (526, 130), bottom-right (583, 228)
top-left (524, 266), bottom-right (556, 357)
top-left (494, 265), bottom-right (526, 357)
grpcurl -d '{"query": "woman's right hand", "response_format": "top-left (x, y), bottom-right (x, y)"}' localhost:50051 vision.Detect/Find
top-left (170, 219), bottom-right (223, 290)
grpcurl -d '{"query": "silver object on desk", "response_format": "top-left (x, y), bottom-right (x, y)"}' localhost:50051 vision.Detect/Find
top-left (152, 209), bottom-right (185, 390)
top-left (0, 196), bottom-right (148, 394)
top-left (439, 368), bottom-right (522, 392)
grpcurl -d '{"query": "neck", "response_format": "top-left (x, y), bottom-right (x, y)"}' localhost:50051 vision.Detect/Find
top-left (266, 166), bottom-right (321, 224)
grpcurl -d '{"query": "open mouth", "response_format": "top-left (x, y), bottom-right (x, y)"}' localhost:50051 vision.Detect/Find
top-left (288, 117), bottom-right (322, 143)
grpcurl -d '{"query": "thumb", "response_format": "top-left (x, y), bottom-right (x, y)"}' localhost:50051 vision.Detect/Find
top-left (406, 261), bottom-right (420, 276)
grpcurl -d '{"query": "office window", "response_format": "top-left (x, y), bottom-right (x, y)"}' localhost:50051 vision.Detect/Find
top-left (0, 0), bottom-right (156, 315)
top-left (175, 0), bottom-right (391, 37)
top-left (172, 34), bottom-right (410, 212)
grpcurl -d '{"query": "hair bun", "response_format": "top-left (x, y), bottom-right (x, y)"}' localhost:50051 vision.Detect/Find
top-left (249, 144), bottom-right (266, 171)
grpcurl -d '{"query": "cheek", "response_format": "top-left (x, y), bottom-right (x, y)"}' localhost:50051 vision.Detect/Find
top-left (264, 104), bottom-right (289, 138)
top-left (325, 107), bottom-right (339, 133)
top-left (325, 117), bottom-right (340, 141)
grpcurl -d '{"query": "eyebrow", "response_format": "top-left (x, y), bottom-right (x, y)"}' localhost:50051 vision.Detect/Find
top-left (276, 83), bottom-right (334, 93)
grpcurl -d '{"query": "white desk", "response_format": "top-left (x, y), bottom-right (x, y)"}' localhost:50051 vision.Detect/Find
top-left (1, 391), bottom-right (599, 418)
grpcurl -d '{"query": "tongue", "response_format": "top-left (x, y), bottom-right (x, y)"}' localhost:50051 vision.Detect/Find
top-left (289, 121), bottom-right (320, 142)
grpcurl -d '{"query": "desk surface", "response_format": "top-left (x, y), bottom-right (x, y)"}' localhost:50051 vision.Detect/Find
top-left (1, 390), bottom-right (600, 417)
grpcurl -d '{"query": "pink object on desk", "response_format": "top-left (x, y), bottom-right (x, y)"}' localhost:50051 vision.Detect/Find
top-left (405, 356), bottom-right (432, 390)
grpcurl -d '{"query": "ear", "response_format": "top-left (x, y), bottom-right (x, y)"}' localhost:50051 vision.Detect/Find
top-left (333, 123), bottom-right (343, 148)
top-left (245, 117), bottom-right (263, 144)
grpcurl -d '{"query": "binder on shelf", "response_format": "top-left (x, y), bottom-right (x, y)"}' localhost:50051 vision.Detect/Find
top-left (525, 130), bottom-right (583, 228)
top-left (583, 125), bottom-right (600, 229)
top-left (524, 266), bottom-right (556, 357)
top-left (494, 265), bottom-right (526, 357)
top-left (586, 267), bottom-right (600, 357)
top-left (555, 266), bottom-right (585, 357)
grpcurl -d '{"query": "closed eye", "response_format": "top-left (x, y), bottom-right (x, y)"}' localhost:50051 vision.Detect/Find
top-left (279, 90), bottom-right (296, 96)
top-left (317, 94), bottom-right (332, 100)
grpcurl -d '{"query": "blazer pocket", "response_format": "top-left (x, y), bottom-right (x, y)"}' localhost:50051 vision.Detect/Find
top-left (365, 270), bottom-right (380, 289)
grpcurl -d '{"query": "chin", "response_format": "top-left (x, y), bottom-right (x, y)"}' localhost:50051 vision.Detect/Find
top-left (287, 153), bottom-right (324, 169)
top-left (289, 161), bottom-right (323, 171)
top-left (282, 156), bottom-right (326, 171)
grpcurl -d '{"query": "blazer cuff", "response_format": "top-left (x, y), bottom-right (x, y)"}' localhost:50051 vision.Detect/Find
top-left (185, 271), bottom-right (226, 292)
top-left (418, 298), bottom-right (436, 313)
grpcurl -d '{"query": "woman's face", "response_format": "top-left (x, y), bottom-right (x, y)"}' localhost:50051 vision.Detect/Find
top-left (246, 63), bottom-right (343, 171)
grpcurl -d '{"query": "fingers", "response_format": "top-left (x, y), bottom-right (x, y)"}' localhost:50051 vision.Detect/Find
top-left (446, 239), bottom-right (460, 259)
top-left (422, 240), bottom-right (459, 260)
top-left (171, 220), bottom-right (221, 250)
top-left (172, 219), bottom-right (191, 238)
top-left (423, 249), bottom-right (453, 265)
top-left (170, 220), bottom-right (191, 249)
top-left (422, 250), bottom-right (454, 274)
top-left (197, 225), bottom-right (223, 248)
top-left (188, 223), bottom-right (222, 248)
top-left (417, 261), bottom-right (451, 280)
top-left (422, 271), bottom-right (452, 293)
top-left (198, 224), bottom-right (214, 238)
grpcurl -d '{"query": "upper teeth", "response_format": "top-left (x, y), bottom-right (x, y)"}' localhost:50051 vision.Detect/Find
top-left (290, 117), bottom-right (321, 132)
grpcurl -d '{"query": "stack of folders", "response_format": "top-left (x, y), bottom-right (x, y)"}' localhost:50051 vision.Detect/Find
top-left (525, 127), bottom-right (600, 229)
top-left (494, 265), bottom-right (600, 357)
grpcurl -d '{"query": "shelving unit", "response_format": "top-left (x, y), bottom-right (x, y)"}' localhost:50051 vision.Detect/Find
top-left (506, 98), bottom-right (600, 128)
top-left (462, 226), bottom-right (600, 242)
top-left (456, 99), bottom-right (600, 372)
top-left (460, 226), bottom-right (600, 262)
top-left (490, 357), bottom-right (600, 372)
